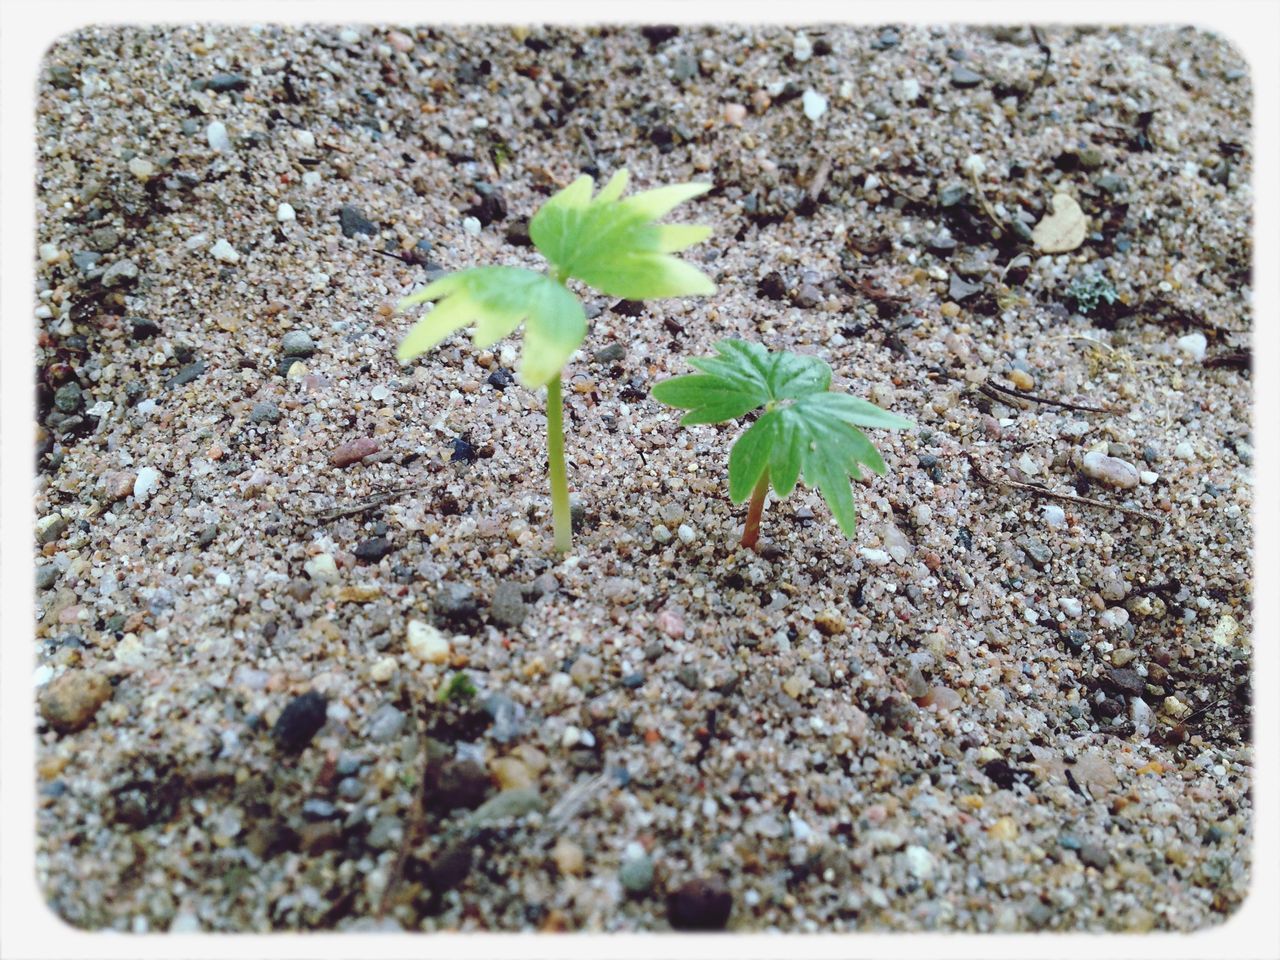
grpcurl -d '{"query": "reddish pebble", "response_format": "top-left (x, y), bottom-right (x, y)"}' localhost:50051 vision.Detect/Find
top-left (330, 437), bottom-right (379, 467)
top-left (920, 686), bottom-right (963, 711)
top-left (655, 608), bottom-right (685, 639)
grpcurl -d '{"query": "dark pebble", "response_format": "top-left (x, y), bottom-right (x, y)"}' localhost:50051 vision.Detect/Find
top-left (757, 271), bottom-right (787, 300)
top-left (353, 537), bottom-right (395, 562)
top-left (504, 218), bottom-right (532, 246)
top-left (465, 185), bottom-right (507, 226)
top-left (197, 523), bottom-right (218, 547)
top-left (951, 65), bottom-right (984, 88)
top-left (434, 581), bottom-right (478, 622)
top-left (450, 436), bottom-right (476, 464)
top-left (1102, 667), bottom-right (1145, 697)
top-left (486, 367), bottom-right (514, 390)
top-left (207, 73), bottom-right (248, 92)
top-left (489, 580), bottom-right (528, 628)
top-left (249, 401), bottom-right (281, 424)
top-left (641, 24), bottom-right (680, 47)
top-left (430, 759), bottom-right (491, 813)
top-left (299, 821), bottom-right (343, 855)
top-left (48, 64), bottom-right (76, 89)
top-left (271, 690), bottom-right (328, 752)
top-left (676, 666), bottom-right (700, 691)
top-left (870, 27), bottom-right (900, 50)
top-left (53, 382), bottom-right (83, 414)
top-left (130, 318), bottom-right (162, 340)
top-left (621, 672), bottom-right (646, 689)
top-left (36, 564), bottom-right (61, 590)
top-left (925, 232), bottom-right (957, 255)
top-left (165, 361), bottom-right (208, 389)
top-left (668, 877), bottom-right (733, 931)
top-left (593, 343), bottom-right (627, 364)
top-left (339, 204), bottom-right (378, 239)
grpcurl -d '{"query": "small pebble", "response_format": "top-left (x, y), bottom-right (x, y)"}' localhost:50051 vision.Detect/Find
top-left (802, 89), bottom-right (828, 121)
top-left (271, 690), bottom-right (328, 752)
top-left (1081, 451), bottom-right (1139, 489)
top-left (39, 670), bottom-right (112, 733)
top-left (406, 620), bottom-right (450, 663)
top-left (620, 854), bottom-right (655, 894)
top-left (276, 202), bottom-right (296, 222)
top-left (206, 120), bottom-right (232, 153)
top-left (210, 239), bottom-right (240, 263)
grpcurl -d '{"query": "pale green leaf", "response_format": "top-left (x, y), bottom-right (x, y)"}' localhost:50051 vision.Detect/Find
top-left (529, 169), bottom-right (715, 300)
top-left (396, 266), bottom-right (585, 388)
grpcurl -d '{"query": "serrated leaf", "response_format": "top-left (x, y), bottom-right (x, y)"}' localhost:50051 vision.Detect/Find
top-left (653, 339), bottom-right (915, 539)
top-left (529, 169), bottom-right (715, 300)
top-left (396, 266), bottom-right (585, 388)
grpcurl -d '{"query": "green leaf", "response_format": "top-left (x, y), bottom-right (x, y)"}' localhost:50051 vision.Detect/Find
top-left (396, 266), bottom-right (586, 388)
top-left (653, 339), bottom-right (915, 538)
top-left (529, 169), bottom-right (716, 300)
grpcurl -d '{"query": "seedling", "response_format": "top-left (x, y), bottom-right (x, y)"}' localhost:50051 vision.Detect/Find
top-left (397, 170), bottom-right (714, 552)
top-left (652, 340), bottom-right (913, 548)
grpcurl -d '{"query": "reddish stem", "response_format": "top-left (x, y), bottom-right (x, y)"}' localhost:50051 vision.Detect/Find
top-left (741, 471), bottom-right (770, 550)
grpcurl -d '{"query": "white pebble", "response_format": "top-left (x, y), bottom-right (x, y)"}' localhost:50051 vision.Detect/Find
top-left (1041, 504), bottom-right (1066, 528)
top-left (370, 656), bottom-right (397, 683)
top-left (302, 171), bottom-right (322, 187)
top-left (276, 202), bottom-right (296, 222)
top-left (206, 120), bottom-right (232, 153)
top-left (652, 524), bottom-right (672, 544)
top-left (1017, 453), bottom-right (1041, 476)
top-left (34, 664), bottom-right (54, 687)
top-left (127, 157), bottom-right (155, 180)
top-left (1058, 597), bottom-right (1083, 618)
top-left (339, 28), bottom-right (360, 44)
top-left (911, 504), bottom-right (932, 527)
top-left (39, 243), bottom-right (60, 263)
top-left (802, 89), bottom-right (828, 121)
top-left (1174, 441), bottom-right (1195, 460)
top-left (210, 238), bottom-right (240, 263)
top-left (294, 129), bottom-right (316, 150)
top-left (561, 725), bottom-right (582, 749)
top-left (1081, 450), bottom-right (1139, 489)
top-left (962, 154), bottom-right (987, 177)
top-left (462, 216), bottom-right (482, 236)
top-left (904, 845), bottom-right (934, 880)
top-left (896, 77), bottom-right (920, 102)
top-left (303, 553), bottom-right (339, 584)
top-left (1139, 470), bottom-right (1158, 485)
top-left (406, 620), bottom-right (450, 664)
top-left (133, 467), bottom-right (160, 501)
top-left (1176, 332), bottom-right (1207, 362)
top-left (370, 385), bottom-right (390, 401)
top-left (676, 524), bottom-right (696, 544)
top-left (792, 31), bottom-right (813, 62)
top-left (859, 548), bottom-right (891, 566)
top-left (184, 233), bottom-right (208, 252)
top-left (1100, 607), bottom-right (1130, 629)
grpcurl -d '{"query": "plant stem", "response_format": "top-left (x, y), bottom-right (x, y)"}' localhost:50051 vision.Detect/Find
top-left (546, 373), bottom-right (572, 553)
top-left (742, 470), bottom-right (770, 550)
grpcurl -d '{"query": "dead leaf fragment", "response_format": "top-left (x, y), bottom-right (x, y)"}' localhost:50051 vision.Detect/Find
top-left (1032, 193), bottom-right (1088, 253)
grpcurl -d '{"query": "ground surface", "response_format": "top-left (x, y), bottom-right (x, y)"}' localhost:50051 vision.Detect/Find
top-left (33, 23), bottom-right (1253, 933)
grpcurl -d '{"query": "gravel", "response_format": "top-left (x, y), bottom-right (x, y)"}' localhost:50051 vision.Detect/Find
top-left (32, 23), bottom-right (1252, 936)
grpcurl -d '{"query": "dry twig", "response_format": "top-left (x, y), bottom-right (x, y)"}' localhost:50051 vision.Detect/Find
top-left (965, 452), bottom-right (1164, 524)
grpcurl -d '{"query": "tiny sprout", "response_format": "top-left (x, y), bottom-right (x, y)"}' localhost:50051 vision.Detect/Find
top-left (397, 169), bottom-right (715, 552)
top-left (652, 340), bottom-right (914, 549)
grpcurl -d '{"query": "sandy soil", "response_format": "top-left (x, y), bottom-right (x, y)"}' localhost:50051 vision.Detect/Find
top-left (33, 23), bottom-right (1252, 932)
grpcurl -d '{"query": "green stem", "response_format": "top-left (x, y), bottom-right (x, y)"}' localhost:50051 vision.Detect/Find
top-left (546, 373), bottom-right (572, 553)
top-left (742, 470), bottom-right (770, 550)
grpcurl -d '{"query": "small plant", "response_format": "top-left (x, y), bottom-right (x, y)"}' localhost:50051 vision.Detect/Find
top-left (397, 169), bottom-right (714, 552)
top-left (652, 340), bottom-right (913, 548)
top-left (1065, 272), bottom-right (1118, 316)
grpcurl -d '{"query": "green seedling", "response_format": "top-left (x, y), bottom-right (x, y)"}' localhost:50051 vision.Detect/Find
top-left (397, 169), bottom-right (715, 552)
top-left (652, 340), bottom-right (914, 549)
